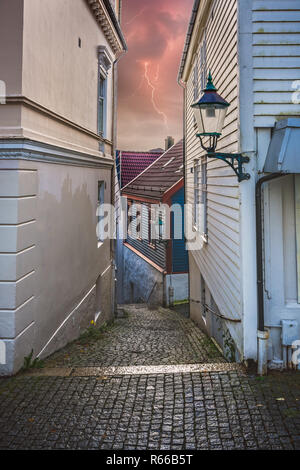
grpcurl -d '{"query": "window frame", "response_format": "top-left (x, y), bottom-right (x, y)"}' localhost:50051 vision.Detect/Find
top-left (193, 53), bottom-right (199, 102)
top-left (193, 158), bottom-right (208, 243)
top-left (193, 160), bottom-right (200, 231)
top-left (158, 211), bottom-right (164, 241)
top-left (97, 180), bottom-right (105, 245)
top-left (200, 31), bottom-right (207, 91)
top-left (201, 156), bottom-right (208, 243)
top-left (98, 72), bottom-right (107, 137)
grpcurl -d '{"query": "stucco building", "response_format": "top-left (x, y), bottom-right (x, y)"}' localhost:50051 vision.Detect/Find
top-left (179, 0), bottom-right (300, 370)
top-left (0, 0), bottom-right (126, 375)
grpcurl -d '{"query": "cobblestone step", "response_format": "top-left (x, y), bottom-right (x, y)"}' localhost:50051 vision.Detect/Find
top-left (24, 362), bottom-right (245, 378)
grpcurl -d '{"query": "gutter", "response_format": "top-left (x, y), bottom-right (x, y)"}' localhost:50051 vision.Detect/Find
top-left (178, 0), bottom-right (200, 82)
top-left (102, 0), bottom-right (128, 52)
top-left (256, 172), bottom-right (288, 375)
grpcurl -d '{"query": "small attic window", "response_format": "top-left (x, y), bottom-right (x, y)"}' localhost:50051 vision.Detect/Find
top-left (162, 157), bottom-right (175, 168)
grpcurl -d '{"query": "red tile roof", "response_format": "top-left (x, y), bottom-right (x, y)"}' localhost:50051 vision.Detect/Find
top-left (118, 151), bottom-right (162, 187)
top-left (121, 140), bottom-right (184, 201)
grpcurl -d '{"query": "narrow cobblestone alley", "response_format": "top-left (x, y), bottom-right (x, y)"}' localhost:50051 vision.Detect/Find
top-left (0, 305), bottom-right (300, 450)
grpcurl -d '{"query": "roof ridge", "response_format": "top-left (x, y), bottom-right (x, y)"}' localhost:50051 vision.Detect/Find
top-left (117, 150), bottom-right (163, 155)
top-left (121, 140), bottom-right (184, 192)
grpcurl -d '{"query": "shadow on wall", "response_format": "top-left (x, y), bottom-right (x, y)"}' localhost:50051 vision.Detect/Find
top-left (35, 174), bottom-right (111, 355)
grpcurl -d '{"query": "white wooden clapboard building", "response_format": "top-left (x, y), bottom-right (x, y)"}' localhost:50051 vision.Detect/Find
top-left (178, 0), bottom-right (300, 371)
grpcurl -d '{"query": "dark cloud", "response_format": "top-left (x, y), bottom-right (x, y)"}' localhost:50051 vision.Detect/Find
top-left (117, 0), bottom-right (193, 150)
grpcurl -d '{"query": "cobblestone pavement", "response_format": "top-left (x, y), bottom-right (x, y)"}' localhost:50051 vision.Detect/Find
top-left (0, 305), bottom-right (300, 450)
top-left (44, 305), bottom-right (225, 367)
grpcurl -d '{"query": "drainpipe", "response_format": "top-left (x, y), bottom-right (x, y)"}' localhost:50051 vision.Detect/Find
top-left (256, 173), bottom-right (288, 375)
top-left (178, 77), bottom-right (190, 315)
top-left (111, 47), bottom-right (127, 316)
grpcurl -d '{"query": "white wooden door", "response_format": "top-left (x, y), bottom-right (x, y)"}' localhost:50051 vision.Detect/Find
top-left (264, 175), bottom-right (300, 362)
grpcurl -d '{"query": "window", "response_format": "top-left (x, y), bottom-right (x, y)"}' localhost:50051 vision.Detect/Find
top-left (158, 211), bottom-right (163, 240)
top-left (192, 32), bottom-right (206, 104)
top-left (200, 32), bottom-right (207, 91)
top-left (193, 158), bottom-right (208, 241)
top-left (97, 181), bottom-right (105, 243)
top-left (193, 54), bottom-right (199, 102)
top-left (98, 75), bottom-right (106, 137)
top-left (193, 160), bottom-right (200, 229)
top-left (98, 46), bottom-right (112, 140)
top-left (201, 156), bottom-right (208, 241)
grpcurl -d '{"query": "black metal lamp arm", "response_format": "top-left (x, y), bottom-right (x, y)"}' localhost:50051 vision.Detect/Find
top-left (207, 152), bottom-right (250, 182)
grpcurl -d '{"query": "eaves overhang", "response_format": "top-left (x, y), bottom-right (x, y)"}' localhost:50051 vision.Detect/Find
top-left (178, 0), bottom-right (212, 84)
top-left (264, 118), bottom-right (300, 173)
top-left (86, 0), bottom-right (127, 54)
top-left (178, 0), bottom-right (200, 83)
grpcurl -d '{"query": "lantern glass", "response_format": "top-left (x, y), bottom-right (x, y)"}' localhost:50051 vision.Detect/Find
top-left (193, 103), bottom-right (228, 137)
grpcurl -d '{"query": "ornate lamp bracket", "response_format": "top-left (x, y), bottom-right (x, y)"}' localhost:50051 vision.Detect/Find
top-left (207, 151), bottom-right (251, 183)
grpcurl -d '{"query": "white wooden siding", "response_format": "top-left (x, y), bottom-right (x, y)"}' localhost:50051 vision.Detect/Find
top-left (185, 0), bottom-right (243, 350)
top-left (252, 0), bottom-right (300, 127)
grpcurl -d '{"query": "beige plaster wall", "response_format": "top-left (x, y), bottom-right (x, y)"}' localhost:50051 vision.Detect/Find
top-left (0, 158), bottom-right (113, 374)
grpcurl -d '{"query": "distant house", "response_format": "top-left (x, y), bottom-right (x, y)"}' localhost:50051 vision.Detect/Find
top-left (120, 140), bottom-right (189, 306)
top-left (115, 149), bottom-right (163, 304)
top-left (179, 0), bottom-right (300, 371)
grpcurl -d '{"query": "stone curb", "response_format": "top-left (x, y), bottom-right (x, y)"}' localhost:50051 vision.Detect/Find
top-left (24, 363), bottom-right (245, 378)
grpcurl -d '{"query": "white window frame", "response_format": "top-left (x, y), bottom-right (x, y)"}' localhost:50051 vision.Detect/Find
top-left (200, 156), bottom-right (208, 243)
top-left (193, 160), bottom-right (200, 231)
top-left (98, 47), bottom-right (112, 140)
top-left (200, 31), bottom-right (207, 91)
top-left (193, 54), bottom-right (199, 102)
top-left (98, 73), bottom-right (107, 137)
top-left (97, 180), bottom-right (105, 245)
top-left (193, 157), bottom-right (208, 243)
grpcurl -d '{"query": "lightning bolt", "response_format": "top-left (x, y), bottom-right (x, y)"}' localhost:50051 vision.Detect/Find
top-left (144, 62), bottom-right (168, 128)
top-left (154, 64), bottom-right (160, 82)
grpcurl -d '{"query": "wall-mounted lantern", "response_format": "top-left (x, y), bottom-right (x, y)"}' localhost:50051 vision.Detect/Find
top-left (191, 72), bottom-right (250, 182)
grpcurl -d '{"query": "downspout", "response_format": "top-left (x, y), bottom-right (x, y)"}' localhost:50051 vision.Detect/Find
top-left (111, 46), bottom-right (127, 316)
top-left (256, 172), bottom-right (288, 375)
top-left (178, 77), bottom-right (190, 315)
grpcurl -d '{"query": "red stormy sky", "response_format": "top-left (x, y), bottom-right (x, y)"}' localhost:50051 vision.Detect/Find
top-left (117, 0), bottom-right (194, 151)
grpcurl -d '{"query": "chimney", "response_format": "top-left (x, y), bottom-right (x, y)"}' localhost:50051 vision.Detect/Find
top-left (165, 136), bottom-right (174, 151)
